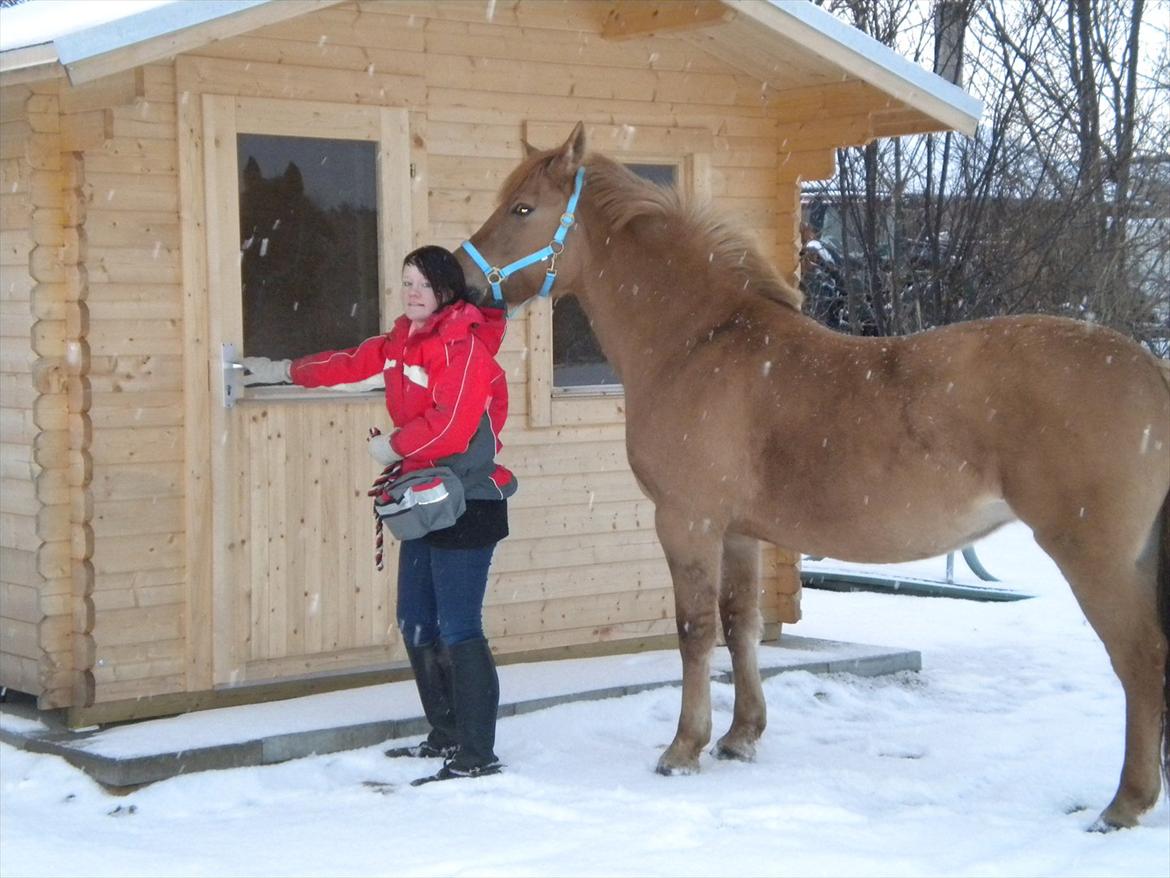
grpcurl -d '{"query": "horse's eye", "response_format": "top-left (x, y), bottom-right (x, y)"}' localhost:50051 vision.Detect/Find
top-left (511, 204), bottom-right (533, 217)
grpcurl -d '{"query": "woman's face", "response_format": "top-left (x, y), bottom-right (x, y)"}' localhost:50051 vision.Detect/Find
top-left (402, 263), bottom-right (440, 326)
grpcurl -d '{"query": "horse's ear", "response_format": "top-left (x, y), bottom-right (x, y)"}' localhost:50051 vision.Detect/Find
top-left (522, 139), bottom-right (540, 158)
top-left (551, 121), bottom-right (587, 180)
top-left (242, 156), bottom-right (262, 192)
top-left (282, 162), bottom-right (305, 196)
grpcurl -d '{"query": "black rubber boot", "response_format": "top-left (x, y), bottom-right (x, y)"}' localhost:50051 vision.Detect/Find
top-left (385, 641), bottom-right (458, 759)
top-left (410, 637), bottom-right (501, 785)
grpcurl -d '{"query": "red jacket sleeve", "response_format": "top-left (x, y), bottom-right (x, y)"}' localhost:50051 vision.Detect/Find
top-left (290, 334), bottom-right (390, 389)
top-left (391, 335), bottom-right (493, 462)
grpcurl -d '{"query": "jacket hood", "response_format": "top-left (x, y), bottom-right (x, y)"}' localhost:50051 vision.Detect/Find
top-left (438, 301), bottom-right (507, 355)
top-left (392, 300), bottom-right (507, 355)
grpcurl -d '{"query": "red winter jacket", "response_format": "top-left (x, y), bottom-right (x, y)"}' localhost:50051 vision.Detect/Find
top-left (290, 301), bottom-right (516, 499)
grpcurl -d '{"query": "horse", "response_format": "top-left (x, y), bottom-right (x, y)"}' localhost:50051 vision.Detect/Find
top-left (455, 123), bottom-right (1170, 831)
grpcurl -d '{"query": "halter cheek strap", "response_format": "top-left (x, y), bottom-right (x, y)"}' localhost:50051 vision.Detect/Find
top-left (461, 166), bottom-right (586, 315)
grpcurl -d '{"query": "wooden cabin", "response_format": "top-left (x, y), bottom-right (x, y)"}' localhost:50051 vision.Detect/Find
top-left (0, 0), bottom-right (980, 725)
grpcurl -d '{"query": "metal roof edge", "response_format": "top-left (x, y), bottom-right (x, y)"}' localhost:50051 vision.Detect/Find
top-left (731, 0), bottom-right (983, 136)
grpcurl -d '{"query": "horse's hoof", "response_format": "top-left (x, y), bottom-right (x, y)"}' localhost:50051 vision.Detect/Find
top-left (1087, 811), bottom-right (1138, 833)
top-left (1089, 794), bottom-right (1150, 832)
top-left (711, 740), bottom-right (756, 762)
top-left (655, 756), bottom-right (700, 776)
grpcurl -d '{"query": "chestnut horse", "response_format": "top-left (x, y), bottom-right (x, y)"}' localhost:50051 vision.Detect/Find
top-left (456, 123), bottom-right (1170, 830)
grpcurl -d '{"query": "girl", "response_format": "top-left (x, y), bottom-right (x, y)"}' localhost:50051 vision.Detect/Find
top-left (243, 245), bottom-right (515, 783)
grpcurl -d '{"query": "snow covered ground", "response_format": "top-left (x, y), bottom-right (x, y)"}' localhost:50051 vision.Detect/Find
top-left (1, 522), bottom-right (1167, 877)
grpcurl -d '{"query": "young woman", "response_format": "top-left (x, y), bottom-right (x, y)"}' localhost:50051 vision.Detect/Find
top-left (242, 245), bottom-right (516, 783)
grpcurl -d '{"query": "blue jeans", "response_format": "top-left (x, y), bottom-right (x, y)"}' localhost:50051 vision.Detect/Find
top-left (396, 539), bottom-right (497, 648)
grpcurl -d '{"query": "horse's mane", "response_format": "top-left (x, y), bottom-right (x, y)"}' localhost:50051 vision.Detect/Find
top-left (501, 151), bottom-right (803, 311)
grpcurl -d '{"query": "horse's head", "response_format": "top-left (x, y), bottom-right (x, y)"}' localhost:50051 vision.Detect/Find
top-left (239, 157), bottom-right (336, 294)
top-left (457, 122), bottom-right (590, 311)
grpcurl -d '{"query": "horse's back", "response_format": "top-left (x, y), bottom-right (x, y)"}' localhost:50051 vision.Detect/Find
top-left (926, 315), bottom-right (1169, 467)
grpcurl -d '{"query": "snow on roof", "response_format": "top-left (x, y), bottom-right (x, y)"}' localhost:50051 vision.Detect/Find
top-left (0, 0), bottom-right (175, 52)
top-left (0, 0), bottom-right (290, 83)
top-left (748, 0), bottom-right (982, 134)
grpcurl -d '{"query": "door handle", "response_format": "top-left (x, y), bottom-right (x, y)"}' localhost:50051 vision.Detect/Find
top-left (222, 342), bottom-right (244, 409)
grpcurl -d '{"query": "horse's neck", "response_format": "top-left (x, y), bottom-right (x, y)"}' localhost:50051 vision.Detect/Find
top-left (572, 219), bottom-right (732, 382)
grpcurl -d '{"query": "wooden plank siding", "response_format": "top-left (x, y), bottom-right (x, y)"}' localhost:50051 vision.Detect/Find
top-left (72, 62), bottom-right (187, 704)
top-left (1, 77), bottom-right (92, 709)
top-left (0, 82), bottom-right (44, 699)
top-left (0, 0), bottom-right (892, 715)
top-left (0, 62), bottom-right (192, 707)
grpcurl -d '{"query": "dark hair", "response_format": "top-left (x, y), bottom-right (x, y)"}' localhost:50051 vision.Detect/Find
top-left (403, 245), bottom-right (468, 311)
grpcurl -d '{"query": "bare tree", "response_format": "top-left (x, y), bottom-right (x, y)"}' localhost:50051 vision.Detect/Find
top-left (802, 0), bottom-right (1170, 353)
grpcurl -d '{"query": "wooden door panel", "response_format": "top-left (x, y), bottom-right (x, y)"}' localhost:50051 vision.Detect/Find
top-left (228, 400), bottom-right (397, 679)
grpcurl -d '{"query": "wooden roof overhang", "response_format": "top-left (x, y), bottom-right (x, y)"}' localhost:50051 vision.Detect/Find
top-left (1, 0), bottom-right (981, 140)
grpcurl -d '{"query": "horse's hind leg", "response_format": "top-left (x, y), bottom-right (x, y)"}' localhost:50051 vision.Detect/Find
top-left (654, 505), bottom-right (721, 775)
top-left (712, 532), bottom-right (766, 761)
top-left (1034, 527), bottom-right (1166, 830)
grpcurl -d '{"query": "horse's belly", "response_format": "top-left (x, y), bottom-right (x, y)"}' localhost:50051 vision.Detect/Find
top-left (761, 492), bottom-right (1017, 565)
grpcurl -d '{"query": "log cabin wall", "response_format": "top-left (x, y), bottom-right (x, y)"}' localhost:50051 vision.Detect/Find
top-left (0, 0), bottom-right (908, 720)
top-left (177, 0), bottom-right (806, 696)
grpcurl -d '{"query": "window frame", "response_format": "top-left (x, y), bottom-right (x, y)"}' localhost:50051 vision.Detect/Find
top-left (203, 96), bottom-right (414, 403)
top-left (522, 122), bottom-right (712, 427)
top-left (551, 161), bottom-right (680, 395)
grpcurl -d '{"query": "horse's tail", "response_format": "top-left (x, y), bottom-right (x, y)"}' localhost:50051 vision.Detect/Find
top-left (1157, 355), bottom-right (1170, 790)
top-left (1160, 483), bottom-right (1170, 791)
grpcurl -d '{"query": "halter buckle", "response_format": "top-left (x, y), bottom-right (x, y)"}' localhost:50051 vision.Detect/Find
top-left (486, 268), bottom-right (504, 285)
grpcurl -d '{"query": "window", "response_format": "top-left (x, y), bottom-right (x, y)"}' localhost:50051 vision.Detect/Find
top-left (552, 163), bottom-right (679, 391)
top-left (238, 135), bottom-right (381, 360)
top-left (199, 96), bottom-right (413, 402)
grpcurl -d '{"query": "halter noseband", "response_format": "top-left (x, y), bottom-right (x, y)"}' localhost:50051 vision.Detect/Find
top-left (461, 166), bottom-right (586, 314)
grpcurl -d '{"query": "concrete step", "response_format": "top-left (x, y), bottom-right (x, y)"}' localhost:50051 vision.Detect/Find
top-left (0, 634), bottom-right (919, 789)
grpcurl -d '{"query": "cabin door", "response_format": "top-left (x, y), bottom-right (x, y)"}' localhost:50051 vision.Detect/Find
top-left (201, 96), bottom-right (414, 685)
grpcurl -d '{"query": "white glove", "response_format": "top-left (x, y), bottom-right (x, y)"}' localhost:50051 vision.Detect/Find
top-left (242, 356), bottom-right (292, 385)
top-left (367, 432), bottom-right (402, 466)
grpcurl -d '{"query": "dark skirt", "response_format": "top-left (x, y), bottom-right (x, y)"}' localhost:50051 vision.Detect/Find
top-left (423, 499), bottom-right (508, 549)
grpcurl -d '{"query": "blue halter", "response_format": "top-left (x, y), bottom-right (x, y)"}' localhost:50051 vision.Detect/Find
top-left (461, 166), bottom-right (586, 314)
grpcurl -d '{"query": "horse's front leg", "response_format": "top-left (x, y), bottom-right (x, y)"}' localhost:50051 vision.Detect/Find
top-left (713, 532), bottom-right (766, 761)
top-left (654, 505), bottom-right (721, 776)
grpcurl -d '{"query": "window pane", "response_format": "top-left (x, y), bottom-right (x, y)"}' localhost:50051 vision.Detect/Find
top-left (553, 163), bottom-right (678, 389)
top-left (238, 134), bottom-right (380, 359)
top-left (624, 162), bottom-right (678, 187)
top-left (552, 295), bottom-right (622, 388)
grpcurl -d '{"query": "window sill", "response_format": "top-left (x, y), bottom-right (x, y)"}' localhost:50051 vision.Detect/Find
top-left (551, 384), bottom-right (625, 398)
top-left (242, 387), bottom-right (384, 404)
